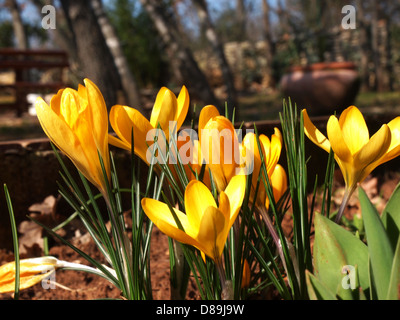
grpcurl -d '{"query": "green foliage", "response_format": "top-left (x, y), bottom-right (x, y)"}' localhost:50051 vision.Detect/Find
top-left (307, 185), bottom-right (400, 300)
top-left (108, 0), bottom-right (170, 88)
top-left (0, 21), bottom-right (14, 47)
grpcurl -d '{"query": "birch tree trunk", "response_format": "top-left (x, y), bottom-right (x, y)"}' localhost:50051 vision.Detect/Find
top-left (262, 0), bottom-right (275, 87)
top-left (192, 0), bottom-right (237, 116)
top-left (6, 0), bottom-right (28, 49)
top-left (139, 0), bottom-right (219, 111)
top-left (90, 0), bottom-right (142, 109)
top-left (60, 0), bottom-right (121, 109)
top-left (236, 0), bottom-right (247, 42)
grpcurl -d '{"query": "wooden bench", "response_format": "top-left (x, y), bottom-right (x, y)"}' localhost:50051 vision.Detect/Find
top-left (0, 49), bottom-right (69, 116)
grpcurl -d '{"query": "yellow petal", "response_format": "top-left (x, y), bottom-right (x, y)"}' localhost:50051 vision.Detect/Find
top-left (302, 109), bottom-right (331, 153)
top-left (267, 128), bottom-right (283, 174)
top-left (242, 132), bottom-right (262, 200)
top-left (108, 134), bottom-right (131, 151)
top-left (184, 180), bottom-right (217, 228)
top-left (176, 85), bottom-right (190, 130)
top-left (380, 117), bottom-right (400, 164)
top-left (109, 105), bottom-right (154, 163)
top-left (196, 206), bottom-right (227, 261)
top-left (201, 116), bottom-right (238, 192)
top-left (59, 88), bottom-right (80, 129)
top-left (0, 257), bottom-right (58, 293)
top-left (49, 89), bottom-right (63, 115)
top-left (338, 106), bottom-right (369, 155)
top-left (149, 87), bottom-right (177, 137)
top-left (198, 104), bottom-right (220, 133)
top-left (224, 174), bottom-right (246, 225)
top-left (83, 78), bottom-right (109, 165)
top-left (141, 198), bottom-right (197, 245)
top-left (265, 164), bottom-right (288, 209)
top-left (327, 115), bottom-right (353, 163)
top-left (354, 124), bottom-right (391, 182)
top-left (36, 98), bottom-right (97, 188)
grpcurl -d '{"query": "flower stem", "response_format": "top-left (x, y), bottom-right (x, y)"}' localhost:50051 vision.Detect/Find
top-left (215, 257), bottom-right (233, 300)
top-left (335, 185), bottom-right (357, 224)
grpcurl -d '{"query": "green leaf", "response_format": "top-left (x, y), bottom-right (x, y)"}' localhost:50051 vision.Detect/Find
top-left (381, 182), bottom-right (400, 249)
top-left (306, 270), bottom-right (337, 300)
top-left (359, 187), bottom-right (394, 300)
top-left (386, 236), bottom-right (400, 300)
top-left (313, 213), bottom-right (369, 299)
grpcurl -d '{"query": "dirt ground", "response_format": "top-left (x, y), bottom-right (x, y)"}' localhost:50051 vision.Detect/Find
top-left (0, 222), bottom-right (200, 300)
top-left (0, 169), bottom-right (399, 300)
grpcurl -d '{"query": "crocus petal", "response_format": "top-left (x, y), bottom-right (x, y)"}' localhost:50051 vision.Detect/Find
top-left (59, 88), bottom-right (80, 129)
top-left (355, 124), bottom-right (391, 182)
top-left (108, 134), bottom-right (131, 151)
top-left (141, 198), bottom-right (196, 246)
top-left (224, 174), bottom-right (246, 225)
top-left (201, 116), bottom-right (238, 192)
top-left (265, 164), bottom-right (288, 209)
top-left (36, 79), bottom-right (111, 196)
top-left (184, 180), bottom-right (217, 228)
top-left (302, 109), bottom-right (331, 153)
top-left (36, 98), bottom-right (98, 189)
top-left (149, 87), bottom-right (177, 137)
top-left (268, 128), bottom-right (283, 172)
top-left (327, 115), bottom-right (353, 163)
top-left (109, 105), bottom-right (154, 163)
top-left (0, 257), bottom-right (58, 293)
top-left (176, 85), bottom-right (190, 130)
top-left (242, 132), bottom-right (262, 198)
top-left (196, 206), bottom-right (227, 261)
top-left (84, 78), bottom-right (109, 155)
top-left (380, 117), bottom-right (400, 163)
top-left (198, 105), bottom-right (220, 133)
top-left (338, 106), bottom-right (369, 155)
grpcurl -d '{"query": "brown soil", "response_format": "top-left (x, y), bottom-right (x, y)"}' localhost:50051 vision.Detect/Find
top-left (1, 170), bottom-right (399, 301)
top-left (0, 223), bottom-right (200, 300)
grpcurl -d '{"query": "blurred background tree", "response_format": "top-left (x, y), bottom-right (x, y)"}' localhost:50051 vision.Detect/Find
top-left (0, 0), bottom-right (400, 119)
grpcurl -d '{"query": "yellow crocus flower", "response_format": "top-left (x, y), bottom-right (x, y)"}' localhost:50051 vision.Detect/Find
top-left (303, 106), bottom-right (400, 222)
top-left (35, 79), bottom-right (110, 196)
top-left (0, 257), bottom-right (57, 293)
top-left (141, 174), bottom-right (246, 262)
top-left (241, 129), bottom-right (284, 208)
top-left (0, 257), bottom-right (116, 294)
top-left (199, 105), bottom-right (244, 193)
top-left (265, 164), bottom-right (288, 210)
top-left (108, 86), bottom-right (189, 165)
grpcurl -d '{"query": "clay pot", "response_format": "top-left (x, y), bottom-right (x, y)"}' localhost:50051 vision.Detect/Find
top-left (280, 62), bottom-right (361, 115)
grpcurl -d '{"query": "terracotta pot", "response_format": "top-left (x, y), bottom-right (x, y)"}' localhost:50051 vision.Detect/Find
top-left (280, 62), bottom-right (361, 115)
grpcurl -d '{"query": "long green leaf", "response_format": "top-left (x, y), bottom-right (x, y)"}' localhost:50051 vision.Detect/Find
top-left (386, 236), bottom-right (400, 300)
top-left (4, 184), bottom-right (19, 299)
top-left (359, 187), bottom-right (394, 300)
top-left (306, 270), bottom-right (337, 300)
top-left (313, 213), bottom-right (369, 299)
top-left (381, 181), bottom-right (400, 249)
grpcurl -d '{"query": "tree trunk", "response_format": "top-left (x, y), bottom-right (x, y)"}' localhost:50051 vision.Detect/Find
top-left (139, 0), bottom-right (219, 111)
top-left (192, 0), bottom-right (237, 116)
top-left (236, 0), bottom-right (247, 42)
top-left (59, 0), bottom-right (121, 109)
top-left (90, 0), bottom-right (143, 109)
top-left (6, 0), bottom-right (28, 49)
top-left (262, 0), bottom-right (275, 87)
top-left (371, 0), bottom-right (383, 92)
